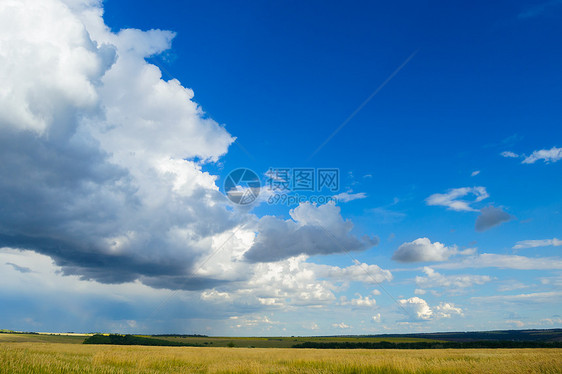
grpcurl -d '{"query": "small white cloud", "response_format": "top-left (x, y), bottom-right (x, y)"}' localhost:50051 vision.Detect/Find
top-left (371, 313), bottom-right (381, 323)
top-left (434, 302), bottom-right (463, 318)
top-left (321, 262), bottom-right (393, 284)
top-left (414, 289), bottom-right (426, 295)
top-left (506, 320), bottom-right (525, 328)
top-left (475, 206), bottom-right (513, 232)
top-left (332, 322), bottom-right (351, 329)
top-left (333, 191), bottom-right (367, 203)
top-left (398, 297), bottom-right (433, 321)
top-left (522, 146), bottom-right (562, 164)
top-left (513, 238), bottom-right (562, 249)
top-left (349, 294), bottom-right (377, 307)
top-left (471, 170), bottom-right (480, 177)
top-left (434, 253), bottom-right (562, 270)
top-left (501, 151), bottom-right (520, 158)
top-left (392, 238), bottom-right (458, 263)
top-left (398, 297), bottom-right (463, 322)
top-left (459, 248), bottom-right (477, 256)
top-left (200, 290), bottom-right (231, 302)
top-left (472, 291), bottom-right (562, 304)
top-left (535, 317), bottom-right (562, 326)
top-left (497, 281), bottom-right (530, 292)
top-left (415, 267), bottom-right (492, 289)
top-left (303, 322), bottom-right (319, 330)
top-left (426, 187), bottom-right (488, 212)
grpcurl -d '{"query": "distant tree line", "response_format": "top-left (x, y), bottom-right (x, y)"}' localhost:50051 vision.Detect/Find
top-left (359, 329), bottom-right (562, 343)
top-left (83, 334), bottom-right (201, 347)
top-left (151, 334), bottom-right (208, 338)
top-left (292, 341), bottom-right (562, 349)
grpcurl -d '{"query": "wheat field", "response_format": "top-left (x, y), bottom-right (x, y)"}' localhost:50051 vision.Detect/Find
top-left (1, 343), bottom-right (561, 373)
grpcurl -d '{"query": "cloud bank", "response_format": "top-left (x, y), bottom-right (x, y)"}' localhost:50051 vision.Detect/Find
top-left (392, 238), bottom-right (459, 263)
top-left (244, 202), bottom-right (378, 262)
top-left (523, 147), bottom-right (562, 164)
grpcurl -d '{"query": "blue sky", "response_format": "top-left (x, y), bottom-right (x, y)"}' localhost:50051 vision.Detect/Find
top-left (0, 0), bottom-right (561, 335)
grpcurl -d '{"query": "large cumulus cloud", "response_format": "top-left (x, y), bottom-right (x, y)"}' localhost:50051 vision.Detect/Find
top-left (244, 202), bottom-right (379, 262)
top-left (0, 0), bottom-right (237, 289)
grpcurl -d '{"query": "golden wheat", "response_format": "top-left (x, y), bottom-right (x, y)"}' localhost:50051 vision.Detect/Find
top-left (0, 343), bottom-right (561, 373)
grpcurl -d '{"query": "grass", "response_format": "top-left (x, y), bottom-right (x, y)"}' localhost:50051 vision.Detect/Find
top-left (139, 335), bottom-right (443, 348)
top-left (0, 342), bottom-right (561, 373)
top-left (0, 332), bottom-right (439, 348)
top-left (0, 333), bottom-right (86, 344)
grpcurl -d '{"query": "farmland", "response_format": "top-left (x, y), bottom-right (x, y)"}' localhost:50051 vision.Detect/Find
top-left (0, 332), bottom-right (440, 349)
top-left (1, 333), bottom-right (561, 373)
top-left (1, 343), bottom-right (561, 373)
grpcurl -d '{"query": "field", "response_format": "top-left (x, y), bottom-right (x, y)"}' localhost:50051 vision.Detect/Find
top-left (0, 332), bottom-right (440, 348)
top-left (143, 335), bottom-right (442, 348)
top-left (1, 338), bottom-right (561, 373)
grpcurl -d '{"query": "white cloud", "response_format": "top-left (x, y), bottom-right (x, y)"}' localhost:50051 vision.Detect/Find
top-left (475, 206), bottom-right (513, 232)
top-left (506, 317), bottom-right (562, 328)
top-left (333, 192), bottom-right (367, 203)
top-left (0, 0), bottom-right (109, 134)
top-left (398, 297), bottom-right (463, 322)
top-left (513, 238), bottom-right (562, 249)
top-left (201, 255), bottom-right (392, 310)
top-left (535, 317), bottom-right (562, 326)
top-left (371, 313), bottom-right (381, 323)
top-left (522, 146), bottom-right (562, 164)
top-left (200, 290), bottom-right (232, 302)
top-left (230, 315), bottom-right (279, 329)
top-left (392, 238), bottom-right (458, 263)
top-left (426, 187), bottom-right (488, 212)
top-left (497, 281), bottom-right (530, 292)
top-left (319, 262), bottom-right (393, 285)
top-left (415, 267), bottom-right (492, 290)
top-left (303, 322), bottom-right (319, 330)
top-left (414, 289), bottom-right (426, 295)
top-left (472, 291), bottom-right (562, 304)
top-left (506, 320), bottom-right (525, 328)
top-left (398, 297), bottom-right (433, 321)
top-left (343, 294), bottom-right (377, 307)
top-left (239, 255), bottom-right (338, 308)
top-left (501, 151), bottom-right (519, 158)
top-left (471, 170), bottom-right (480, 177)
top-left (434, 302), bottom-right (463, 318)
top-left (332, 322), bottom-right (351, 329)
top-left (435, 253), bottom-right (562, 270)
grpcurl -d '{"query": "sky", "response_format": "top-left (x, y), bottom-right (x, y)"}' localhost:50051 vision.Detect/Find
top-left (0, 0), bottom-right (561, 336)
